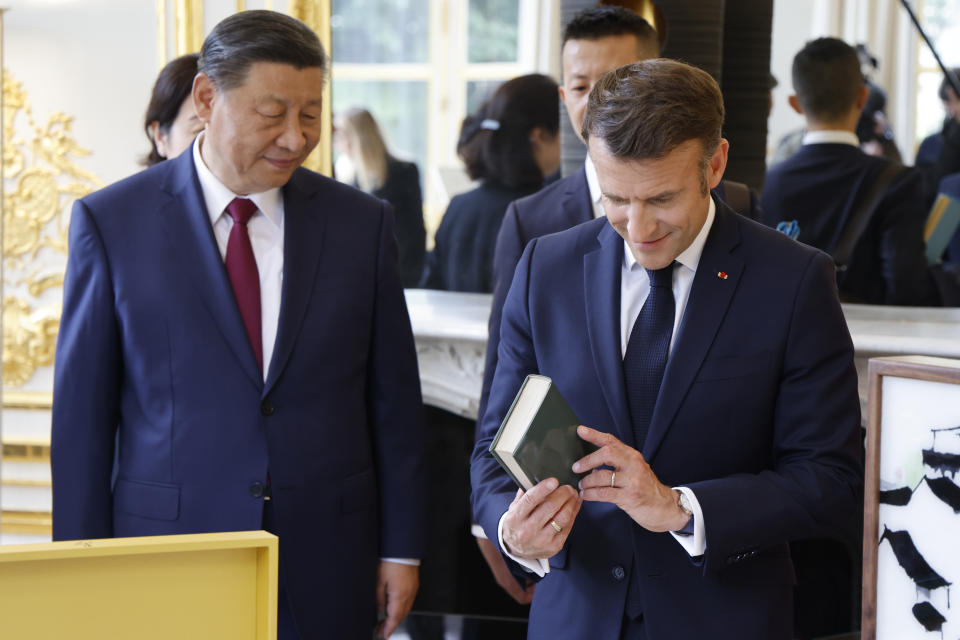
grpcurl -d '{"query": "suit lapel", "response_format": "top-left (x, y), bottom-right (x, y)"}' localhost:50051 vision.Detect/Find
top-left (263, 170), bottom-right (327, 396)
top-left (562, 167), bottom-right (594, 227)
top-left (642, 204), bottom-right (744, 461)
top-left (584, 223), bottom-right (635, 447)
top-left (158, 151), bottom-right (263, 389)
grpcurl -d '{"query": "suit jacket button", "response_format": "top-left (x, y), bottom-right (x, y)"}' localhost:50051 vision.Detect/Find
top-left (612, 565), bottom-right (626, 581)
top-left (249, 482), bottom-right (264, 498)
top-left (261, 401), bottom-right (275, 416)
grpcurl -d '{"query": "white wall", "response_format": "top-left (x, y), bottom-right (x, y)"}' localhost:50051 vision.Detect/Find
top-left (767, 0), bottom-right (815, 162)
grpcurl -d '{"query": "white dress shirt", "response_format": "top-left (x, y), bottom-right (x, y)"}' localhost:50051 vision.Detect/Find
top-left (193, 135), bottom-right (284, 380)
top-left (584, 155), bottom-right (606, 219)
top-left (498, 198), bottom-right (717, 576)
top-left (801, 129), bottom-right (860, 148)
top-left (192, 136), bottom-right (418, 567)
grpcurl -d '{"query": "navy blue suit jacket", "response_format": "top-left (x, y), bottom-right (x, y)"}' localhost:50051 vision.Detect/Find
top-left (762, 143), bottom-right (938, 305)
top-left (479, 168), bottom-right (762, 426)
top-left (471, 202), bottom-right (862, 639)
top-left (51, 150), bottom-right (427, 639)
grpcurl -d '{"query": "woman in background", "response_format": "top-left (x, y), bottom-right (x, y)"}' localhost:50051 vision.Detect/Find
top-left (335, 107), bottom-right (426, 287)
top-left (421, 73), bottom-right (560, 292)
top-left (143, 53), bottom-right (203, 166)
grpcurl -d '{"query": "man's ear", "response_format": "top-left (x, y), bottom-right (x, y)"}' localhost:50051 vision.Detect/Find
top-left (193, 72), bottom-right (216, 123)
top-left (854, 84), bottom-right (870, 112)
top-left (706, 138), bottom-right (729, 190)
top-left (788, 94), bottom-right (804, 115)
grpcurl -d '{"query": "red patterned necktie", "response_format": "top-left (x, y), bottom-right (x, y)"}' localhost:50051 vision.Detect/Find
top-left (224, 197), bottom-right (263, 372)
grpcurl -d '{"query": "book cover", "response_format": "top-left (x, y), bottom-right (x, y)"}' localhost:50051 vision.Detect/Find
top-left (925, 193), bottom-right (960, 265)
top-left (489, 374), bottom-right (598, 491)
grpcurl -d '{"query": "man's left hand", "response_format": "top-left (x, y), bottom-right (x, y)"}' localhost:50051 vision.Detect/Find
top-left (574, 425), bottom-right (689, 532)
top-left (375, 561), bottom-right (419, 639)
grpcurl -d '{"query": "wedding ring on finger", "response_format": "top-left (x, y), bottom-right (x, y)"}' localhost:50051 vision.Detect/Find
top-left (610, 471), bottom-right (616, 488)
top-left (550, 520), bottom-right (563, 534)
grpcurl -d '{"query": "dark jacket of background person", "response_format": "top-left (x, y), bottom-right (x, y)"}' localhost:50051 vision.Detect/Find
top-left (421, 182), bottom-right (538, 292)
top-left (762, 143), bottom-right (939, 305)
top-left (373, 158), bottom-right (425, 287)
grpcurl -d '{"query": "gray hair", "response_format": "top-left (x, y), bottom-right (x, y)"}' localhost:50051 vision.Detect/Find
top-left (198, 10), bottom-right (328, 91)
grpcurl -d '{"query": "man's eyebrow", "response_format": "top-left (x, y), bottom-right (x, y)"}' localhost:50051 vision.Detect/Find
top-left (645, 189), bottom-right (683, 201)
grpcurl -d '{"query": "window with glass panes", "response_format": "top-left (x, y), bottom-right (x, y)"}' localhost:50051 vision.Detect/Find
top-left (330, 0), bottom-right (545, 235)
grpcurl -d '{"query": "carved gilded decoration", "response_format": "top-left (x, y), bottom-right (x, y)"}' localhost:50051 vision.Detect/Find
top-left (1, 70), bottom-right (103, 388)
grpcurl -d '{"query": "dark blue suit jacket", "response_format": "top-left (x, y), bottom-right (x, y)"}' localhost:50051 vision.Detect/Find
top-left (471, 202), bottom-right (862, 639)
top-left (762, 143), bottom-right (938, 305)
top-left (479, 168), bottom-right (763, 426)
top-left (51, 150), bottom-right (427, 639)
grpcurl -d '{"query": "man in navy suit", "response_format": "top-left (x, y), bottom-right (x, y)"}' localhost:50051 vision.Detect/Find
top-left (471, 59), bottom-right (862, 639)
top-left (762, 37), bottom-right (938, 306)
top-left (51, 11), bottom-right (425, 640)
top-left (480, 6), bottom-right (760, 428)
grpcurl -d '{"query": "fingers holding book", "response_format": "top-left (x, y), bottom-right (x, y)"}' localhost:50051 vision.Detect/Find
top-left (574, 425), bottom-right (689, 533)
top-left (502, 478), bottom-right (582, 560)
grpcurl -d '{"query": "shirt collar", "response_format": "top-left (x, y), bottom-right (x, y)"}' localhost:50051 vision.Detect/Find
top-left (584, 154), bottom-right (602, 204)
top-left (623, 196), bottom-right (716, 273)
top-left (192, 133), bottom-right (284, 228)
top-left (801, 130), bottom-right (860, 148)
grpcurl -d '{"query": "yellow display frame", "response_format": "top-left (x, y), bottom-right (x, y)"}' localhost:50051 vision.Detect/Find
top-left (0, 530), bottom-right (278, 640)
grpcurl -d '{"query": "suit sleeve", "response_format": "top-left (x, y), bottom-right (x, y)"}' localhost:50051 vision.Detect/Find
top-left (471, 237), bottom-right (542, 578)
top-left (368, 201), bottom-right (428, 559)
top-left (689, 251), bottom-right (863, 573)
top-left (51, 200), bottom-right (122, 541)
top-left (477, 199), bottom-right (527, 429)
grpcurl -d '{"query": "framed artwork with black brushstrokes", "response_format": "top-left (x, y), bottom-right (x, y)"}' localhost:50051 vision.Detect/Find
top-left (863, 356), bottom-right (960, 640)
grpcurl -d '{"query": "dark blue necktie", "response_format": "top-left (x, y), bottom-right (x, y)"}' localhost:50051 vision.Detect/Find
top-left (622, 263), bottom-right (676, 449)
top-left (623, 262), bottom-right (676, 621)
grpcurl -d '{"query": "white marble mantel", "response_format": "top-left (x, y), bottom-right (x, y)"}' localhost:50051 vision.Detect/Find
top-left (405, 290), bottom-right (960, 421)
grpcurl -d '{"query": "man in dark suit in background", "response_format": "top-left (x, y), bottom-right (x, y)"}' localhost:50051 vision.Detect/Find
top-left (51, 11), bottom-right (425, 640)
top-left (471, 59), bottom-right (862, 640)
top-left (762, 37), bottom-right (938, 306)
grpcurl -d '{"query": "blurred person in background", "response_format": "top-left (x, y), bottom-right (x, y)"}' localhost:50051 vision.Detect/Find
top-left (916, 68), bottom-right (960, 205)
top-left (143, 53), bottom-right (203, 166)
top-left (335, 107), bottom-right (426, 287)
top-left (420, 73), bottom-right (560, 292)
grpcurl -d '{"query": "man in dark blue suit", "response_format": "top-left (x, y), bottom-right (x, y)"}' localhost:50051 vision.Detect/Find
top-left (480, 6), bottom-right (760, 429)
top-left (762, 37), bottom-right (938, 306)
top-left (471, 59), bottom-right (862, 639)
top-left (51, 11), bottom-right (425, 640)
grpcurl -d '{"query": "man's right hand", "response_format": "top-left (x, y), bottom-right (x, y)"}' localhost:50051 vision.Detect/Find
top-left (502, 477), bottom-right (581, 560)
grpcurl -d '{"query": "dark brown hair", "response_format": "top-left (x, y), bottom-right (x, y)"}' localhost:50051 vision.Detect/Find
top-left (580, 59), bottom-right (724, 189)
top-left (457, 73), bottom-right (559, 189)
top-left (143, 53), bottom-right (198, 166)
top-left (792, 37), bottom-right (863, 122)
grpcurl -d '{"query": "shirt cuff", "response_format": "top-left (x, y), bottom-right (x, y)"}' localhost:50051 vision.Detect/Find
top-left (669, 486), bottom-right (706, 557)
top-left (497, 512), bottom-right (550, 577)
top-left (380, 557), bottom-right (421, 566)
top-left (471, 523), bottom-right (488, 539)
